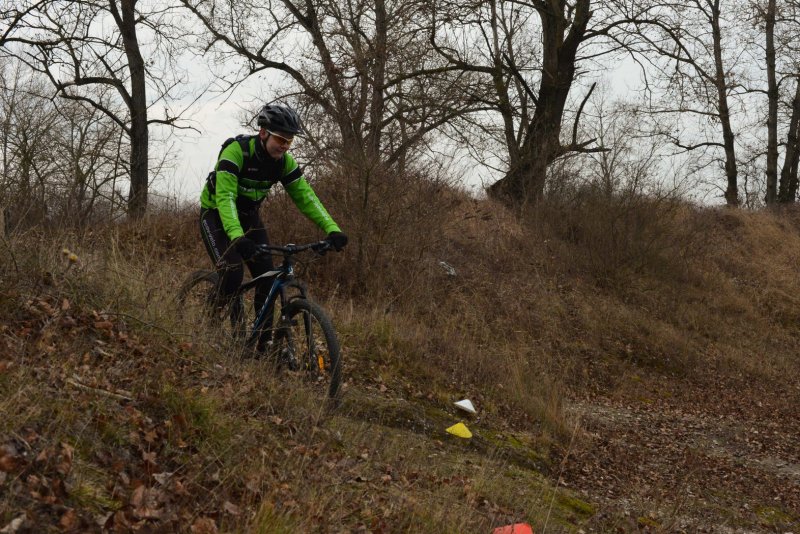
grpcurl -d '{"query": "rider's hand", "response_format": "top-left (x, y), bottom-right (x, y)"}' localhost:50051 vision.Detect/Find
top-left (234, 236), bottom-right (257, 260)
top-left (327, 231), bottom-right (348, 252)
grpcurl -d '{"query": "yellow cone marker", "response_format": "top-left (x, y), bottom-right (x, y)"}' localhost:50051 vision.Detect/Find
top-left (445, 422), bottom-right (472, 439)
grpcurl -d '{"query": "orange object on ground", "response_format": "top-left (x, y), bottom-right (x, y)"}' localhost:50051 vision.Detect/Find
top-left (492, 523), bottom-right (533, 534)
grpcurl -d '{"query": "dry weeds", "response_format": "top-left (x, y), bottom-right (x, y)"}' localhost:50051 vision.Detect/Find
top-left (1, 187), bottom-right (800, 532)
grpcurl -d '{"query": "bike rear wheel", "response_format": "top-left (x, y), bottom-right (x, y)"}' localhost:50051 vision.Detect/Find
top-left (275, 298), bottom-right (342, 403)
top-left (176, 270), bottom-right (246, 341)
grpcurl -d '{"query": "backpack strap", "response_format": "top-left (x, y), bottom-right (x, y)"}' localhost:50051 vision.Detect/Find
top-left (205, 135), bottom-right (253, 195)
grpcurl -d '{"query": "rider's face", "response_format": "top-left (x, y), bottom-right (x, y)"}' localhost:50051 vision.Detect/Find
top-left (260, 128), bottom-right (293, 159)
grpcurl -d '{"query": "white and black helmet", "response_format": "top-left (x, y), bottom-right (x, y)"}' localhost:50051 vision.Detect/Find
top-left (256, 104), bottom-right (303, 135)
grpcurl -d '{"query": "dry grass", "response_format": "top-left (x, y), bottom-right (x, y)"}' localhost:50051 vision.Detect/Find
top-left (2, 181), bottom-right (800, 531)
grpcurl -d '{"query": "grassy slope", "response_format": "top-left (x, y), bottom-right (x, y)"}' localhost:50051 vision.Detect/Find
top-left (1, 192), bottom-right (799, 533)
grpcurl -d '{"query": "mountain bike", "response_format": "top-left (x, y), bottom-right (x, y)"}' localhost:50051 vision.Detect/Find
top-left (177, 241), bottom-right (342, 402)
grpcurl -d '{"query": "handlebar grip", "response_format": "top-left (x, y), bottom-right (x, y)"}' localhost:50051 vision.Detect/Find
top-left (313, 240), bottom-right (333, 253)
top-left (253, 244), bottom-right (272, 257)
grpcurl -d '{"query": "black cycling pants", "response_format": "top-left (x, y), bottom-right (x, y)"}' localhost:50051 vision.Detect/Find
top-left (199, 207), bottom-right (275, 317)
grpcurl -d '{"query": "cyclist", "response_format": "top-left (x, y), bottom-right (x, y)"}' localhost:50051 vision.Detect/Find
top-left (199, 104), bottom-right (347, 342)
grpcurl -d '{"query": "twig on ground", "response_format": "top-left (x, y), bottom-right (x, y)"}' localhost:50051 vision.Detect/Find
top-left (66, 375), bottom-right (133, 402)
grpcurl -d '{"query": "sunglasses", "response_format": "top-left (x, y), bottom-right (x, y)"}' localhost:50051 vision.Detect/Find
top-left (266, 130), bottom-right (294, 147)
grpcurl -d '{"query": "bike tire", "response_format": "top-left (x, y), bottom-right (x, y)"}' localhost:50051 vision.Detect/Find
top-left (176, 269), bottom-right (246, 339)
top-left (278, 299), bottom-right (342, 403)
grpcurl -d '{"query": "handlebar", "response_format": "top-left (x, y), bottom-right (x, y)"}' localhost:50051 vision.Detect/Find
top-left (253, 240), bottom-right (332, 258)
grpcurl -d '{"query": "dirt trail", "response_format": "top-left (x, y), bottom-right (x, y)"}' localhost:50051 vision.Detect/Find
top-left (560, 376), bottom-right (800, 533)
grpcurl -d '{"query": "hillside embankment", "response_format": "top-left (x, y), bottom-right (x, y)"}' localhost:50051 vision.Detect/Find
top-left (1, 184), bottom-right (799, 532)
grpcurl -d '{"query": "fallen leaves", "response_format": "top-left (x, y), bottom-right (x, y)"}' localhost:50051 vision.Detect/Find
top-left (58, 509), bottom-right (78, 530)
top-left (55, 442), bottom-right (74, 476)
top-left (129, 484), bottom-right (166, 520)
top-left (0, 514), bottom-right (27, 534)
top-left (0, 443), bottom-right (23, 473)
top-left (93, 320), bottom-right (114, 330)
top-left (222, 500), bottom-right (241, 515)
top-left (564, 393), bottom-right (800, 531)
top-left (0, 294), bottom-right (212, 532)
top-left (190, 517), bottom-right (218, 534)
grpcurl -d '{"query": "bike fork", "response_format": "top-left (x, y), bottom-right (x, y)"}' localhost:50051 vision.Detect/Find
top-left (249, 279), bottom-right (283, 348)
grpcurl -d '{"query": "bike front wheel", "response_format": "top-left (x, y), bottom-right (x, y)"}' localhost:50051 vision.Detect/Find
top-left (176, 270), bottom-right (246, 342)
top-left (276, 298), bottom-right (342, 403)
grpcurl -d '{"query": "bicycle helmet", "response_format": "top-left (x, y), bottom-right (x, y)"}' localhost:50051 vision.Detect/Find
top-left (256, 104), bottom-right (303, 135)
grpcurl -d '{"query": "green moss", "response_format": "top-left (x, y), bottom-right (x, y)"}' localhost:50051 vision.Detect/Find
top-left (340, 393), bottom-right (453, 437)
top-left (555, 493), bottom-right (596, 519)
top-left (480, 428), bottom-right (550, 469)
top-left (70, 482), bottom-right (122, 513)
top-left (637, 516), bottom-right (660, 528)
top-left (755, 505), bottom-right (794, 526)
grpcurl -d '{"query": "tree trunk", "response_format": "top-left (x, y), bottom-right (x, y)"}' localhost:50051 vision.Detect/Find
top-left (366, 0), bottom-right (387, 162)
top-left (117, 0), bottom-right (148, 218)
top-left (492, 131), bottom-right (558, 202)
top-left (764, 0), bottom-right (778, 204)
top-left (778, 80), bottom-right (800, 202)
top-left (711, 0), bottom-right (739, 206)
top-left (488, 0), bottom-right (590, 205)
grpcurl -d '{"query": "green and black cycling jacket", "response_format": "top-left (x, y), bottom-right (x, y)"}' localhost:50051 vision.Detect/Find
top-left (200, 135), bottom-right (341, 240)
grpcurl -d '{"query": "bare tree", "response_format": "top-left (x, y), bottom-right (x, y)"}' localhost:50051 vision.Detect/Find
top-left (626, 0), bottom-right (748, 206)
top-left (763, 0), bottom-right (779, 203)
top-left (1, 0), bottom-right (196, 218)
top-left (778, 79), bottom-right (800, 201)
top-left (581, 101), bottom-right (664, 198)
top-left (182, 0), bottom-right (478, 167)
top-left (428, 0), bottom-right (683, 205)
top-left (0, 59), bottom-right (58, 223)
top-left (0, 58), bottom-right (129, 227)
top-left (54, 94), bottom-right (130, 223)
top-left (0, 1), bottom-right (48, 45)
top-left (768, 0), bottom-right (800, 202)
top-left (727, 0), bottom-right (800, 204)
top-left (181, 0), bottom-right (484, 277)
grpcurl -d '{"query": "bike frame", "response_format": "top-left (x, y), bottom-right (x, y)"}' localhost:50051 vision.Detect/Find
top-left (232, 243), bottom-right (323, 347)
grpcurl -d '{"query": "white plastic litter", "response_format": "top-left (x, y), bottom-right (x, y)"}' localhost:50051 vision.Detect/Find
top-left (438, 261), bottom-right (457, 277)
top-left (454, 399), bottom-right (476, 414)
